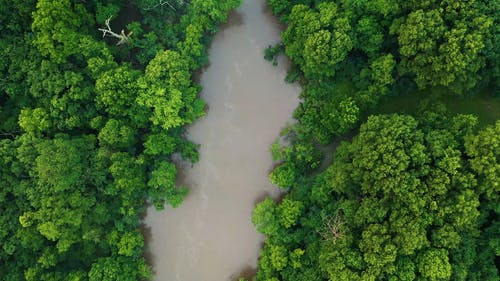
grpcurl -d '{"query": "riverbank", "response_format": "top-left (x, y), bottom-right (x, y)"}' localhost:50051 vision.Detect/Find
top-left (143, 1), bottom-right (301, 280)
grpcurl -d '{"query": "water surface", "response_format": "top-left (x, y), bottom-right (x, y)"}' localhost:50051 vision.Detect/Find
top-left (143, 0), bottom-right (300, 280)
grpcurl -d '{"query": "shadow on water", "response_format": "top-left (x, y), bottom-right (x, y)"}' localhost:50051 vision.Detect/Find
top-left (253, 191), bottom-right (272, 206)
top-left (225, 9), bottom-right (245, 28)
top-left (171, 153), bottom-right (191, 187)
top-left (260, 0), bottom-right (280, 25)
top-left (230, 265), bottom-right (258, 281)
top-left (253, 188), bottom-right (287, 207)
top-left (140, 205), bottom-right (156, 273)
top-left (193, 10), bottom-right (245, 83)
top-left (141, 154), bottom-right (192, 273)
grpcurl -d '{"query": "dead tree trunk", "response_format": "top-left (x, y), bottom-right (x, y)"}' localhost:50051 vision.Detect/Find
top-left (143, 0), bottom-right (189, 11)
top-left (98, 17), bottom-right (132, 45)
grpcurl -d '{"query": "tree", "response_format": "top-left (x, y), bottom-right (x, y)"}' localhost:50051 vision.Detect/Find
top-left (1, 0), bottom-right (241, 279)
top-left (271, 0), bottom-right (498, 150)
top-left (31, 0), bottom-right (93, 63)
top-left (147, 161), bottom-right (187, 209)
top-left (396, 4), bottom-right (493, 92)
top-left (277, 198), bottom-right (303, 228)
top-left (465, 121), bottom-right (499, 199)
top-left (254, 113), bottom-right (499, 280)
top-left (98, 119), bottom-right (136, 149)
top-left (137, 50), bottom-right (201, 130)
top-left (417, 249), bottom-right (452, 280)
top-left (94, 65), bottom-right (146, 125)
top-left (253, 198), bottom-right (279, 235)
top-left (18, 108), bottom-right (51, 134)
top-left (355, 16), bottom-right (384, 56)
top-left (283, 3), bottom-right (353, 79)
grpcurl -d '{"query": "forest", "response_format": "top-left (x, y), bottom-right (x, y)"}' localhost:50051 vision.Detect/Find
top-left (0, 0), bottom-right (498, 280)
top-left (0, 0), bottom-right (239, 280)
top-left (252, 0), bottom-right (499, 280)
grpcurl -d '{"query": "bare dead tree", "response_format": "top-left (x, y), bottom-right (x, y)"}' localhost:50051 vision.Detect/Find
top-left (143, 0), bottom-right (189, 11)
top-left (98, 17), bottom-right (132, 45)
top-left (0, 132), bottom-right (16, 138)
top-left (317, 213), bottom-right (346, 244)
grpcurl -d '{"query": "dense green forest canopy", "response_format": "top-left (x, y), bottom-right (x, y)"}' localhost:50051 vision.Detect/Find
top-left (0, 0), bottom-right (239, 280)
top-left (265, 0), bottom-right (498, 144)
top-left (1, 0), bottom-right (498, 280)
top-left (253, 0), bottom-right (499, 280)
top-left (254, 110), bottom-right (499, 281)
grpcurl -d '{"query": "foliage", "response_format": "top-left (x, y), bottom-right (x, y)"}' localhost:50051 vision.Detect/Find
top-left (0, 0), bottom-right (240, 279)
top-left (254, 112), bottom-right (499, 281)
top-left (269, 0), bottom-right (498, 144)
top-left (257, 1), bottom-right (500, 280)
top-left (264, 43), bottom-right (284, 66)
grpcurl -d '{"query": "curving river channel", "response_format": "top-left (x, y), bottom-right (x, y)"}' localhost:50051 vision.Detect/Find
top-left (143, 0), bottom-right (300, 280)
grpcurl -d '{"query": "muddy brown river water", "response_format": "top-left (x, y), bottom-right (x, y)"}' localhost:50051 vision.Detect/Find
top-left (143, 0), bottom-right (300, 280)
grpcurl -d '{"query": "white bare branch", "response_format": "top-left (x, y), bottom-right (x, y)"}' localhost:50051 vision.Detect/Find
top-left (317, 214), bottom-right (346, 243)
top-left (98, 17), bottom-right (133, 45)
top-left (143, 0), bottom-right (189, 11)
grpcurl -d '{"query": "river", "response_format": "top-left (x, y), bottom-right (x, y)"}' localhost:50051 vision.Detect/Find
top-left (142, 0), bottom-right (300, 280)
